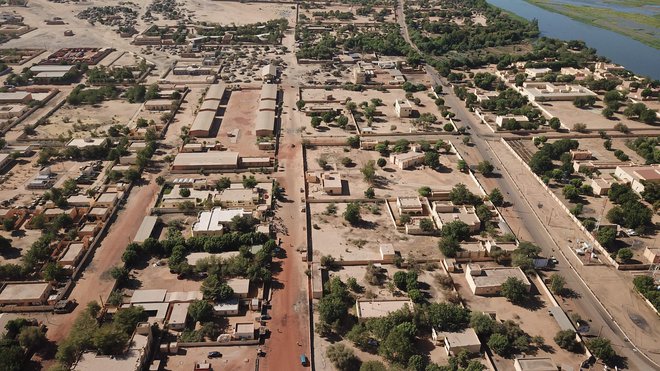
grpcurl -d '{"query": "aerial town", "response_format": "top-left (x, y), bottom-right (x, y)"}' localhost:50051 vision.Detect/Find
top-left (0, 0), bottom-right (657, 371)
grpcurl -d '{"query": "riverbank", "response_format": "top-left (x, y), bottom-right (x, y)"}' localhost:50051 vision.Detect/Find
top-left (526, 0), bottom-right (660, 49)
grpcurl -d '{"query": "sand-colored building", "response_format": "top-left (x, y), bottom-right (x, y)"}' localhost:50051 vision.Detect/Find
top-left (465, 264), bottom-right (531, 296)
top-left (191, 207), bottom-right (251, 237)
top-left (355, 299), bottom-right (413, 321)
top-left (0, 282), bottom-right (52, 306)
top-left (171, 151), bottom-right (239, 173)
top-left (431, 202), bottom-right (481, 233)
top-left (394, 99), bottom-right (413, 118)
top-left (433, 328), bottom-right (481, 355)
top-left (390, 152), bottom-right (425, 170)
top-left (397, 196), bottom-right (423, 215)
top-left (614, 165), bottom-right (660, 194)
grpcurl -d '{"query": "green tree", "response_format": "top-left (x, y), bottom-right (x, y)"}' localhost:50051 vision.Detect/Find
top-left (379, 322), bottom-right (416, 364)
top-left (489, 188), bottom-right (504, 206)
top-left (617, 248), bottom-right (633, 263)
top-left (596, 226), bottom-right (617, 247)
top-left (419, 218), bottom-right (434, 232)
top-left (441, 220), bottom-right (471, 241)
top-left (500, 277), bottom-right (529, 304)
top-left (457, 159), bottom-right (468, 172)
top-left (418, 186), bottom-right (432, 197)
top-left (326, 343), bottom-right (359, 371)
top-left (549, 274), bottom-right (566, 295)
top-left (361, 160), bottom-right (376, 184)
top-left (377, 158), bottom-right (387, 167)
top-left (360, 360), bottom-right (387, 371)
top-left (93, 325), bottom-right (129, 355)
top-left (344, 202), bottom-right (361, 225)
top-left (588, 337), bottom-right (616, 363)
top-left (554, 330), bottom-right (581, 352)
top-left (17, 326), bottom-right (46, 350)
top-left (201, 275), bottom-right (234, 301)
top-left (179, 187), bottom-right (191, 197)
top-left (242, 175), bottom-right (258, 189)
top-left (188, 300), bottom-right (213, 323)
top-left (426, 302), bottom-right (470, 331)
top-left (477, 161), bottom-right (494, 176)
top-left (438, 237), bottom-right (461, 257)
top-left (470, 311), bottom-right (496, 337)
top-left (364, 187), bottom-right (375, 199)
top-left (487, 333), bottom-right (510, 356)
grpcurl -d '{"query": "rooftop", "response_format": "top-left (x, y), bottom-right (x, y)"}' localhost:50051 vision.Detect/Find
top-left (514, 357), bottom-right (559, 371)
top-left (67, 138), bottom-right (107, 148)
top-left (192, 207), bottom-right (250, 234)
top-left (167, 302), bottom-right (189, 327)
top-left (467, 266), bottom-right (530, 289)
top-left (172, 151), bottom-right (239, 168)
top-left (398, 196), bottom-right (422, 209)
top-left (226, 278), bottom-right (250, 295)
top-left (356, 300), bottom-right (413, 319)
top-left (440, 328), bottom-right (481, 348)
top-left (130, 289), bottom-right (167, 304)
top-left (133, 216), bottom-right (159, 244)
top-left (0, 282), bottom-right (50, 302)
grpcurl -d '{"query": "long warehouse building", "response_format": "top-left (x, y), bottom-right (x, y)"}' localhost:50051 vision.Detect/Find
top-left (189, 83), bottom-right (227, 137)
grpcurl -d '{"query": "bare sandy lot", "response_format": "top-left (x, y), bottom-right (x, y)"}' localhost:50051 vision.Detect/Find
top-left (452, 269), bottom-right (586, 369)
top-left (306, 146), bottom-right (481, 200)
top-left (538, 100), bottom-right (652, 132)
top-left (163, 344), bottom-right (257, 371)
top-left (310, 202), bottom-right (441, 263)
top-left (188, 0), bottom-right (295, 25)
top-left (302, 88), bottom-right (447, 135)
top-left (218, 89), bottom-right (264, 157)
top-left (37, 100), bottom-right (142, 139)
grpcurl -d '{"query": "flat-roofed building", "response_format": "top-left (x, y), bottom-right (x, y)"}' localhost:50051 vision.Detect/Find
top-left (144, 99), bottom-right (175, 111)
top-left (521, 82), bottom-right (597, 102)
top-left (513, 357), bottom-right (559, 371)
top-left (130, 289), bottom-right (167, 304)
top-left (311, 264), bottom-right (325, 299)
top-left (524, 67), bottom-right (551, 78)
top-left (78, 222), bottom-right (100, 237)
top-left (67, 194), bottom-right (94, 207)
top-left (95, 192), bottom-right (118, 207)
top-left (214, 188), bottom-right (259, 210)
top-left (58, 242), bottom-right (85, 268)
top-left (614, 165), bottom-right (660, 194)
top-left (0, 104), bottom-right (28, 119)
top-left (227, 278), bottom-right (250, 299)
top-left (0, 91), bottom-right (32, 104)
top-left (191, 207), bottom-right (251, 236)
top-left (591, 178), bottom-right (613, 196)
top-left (66, 138), bottom-right (108, 148)
top-left (233, 322), bottom-right (255, 340)
top-left (258, 99), bottom-right (276, 112)
top-left (380, 244), bottom-right (397, 263)
top-left (465, 264), bottom-right (531, 296)
top-left (87, 206), bottom-right (110, 221)
top-left (434, 328), bottom-right (481, 355)
top-left (0, 282), bottom-right (51, 306)
top-left (355, 299), bottom-right (413, 321)
top-left (397, 196), bottom-right (423, 215)
top-left (133, 216), bottom-right (159, 244)
top-left (431, 202), bottom-right (481, 233)
top-left (0, 153), bottom-right (11, 171)
top-left (213, 298), bottom-right (240, 316)
top-left (321, 172), bottom-right (343, 195)
top-left (167, 302), bottom-right (189, 331)
top-left (42, 207), bottom-right (77, 222)
top-left (165, 291), bottom-right (203, 303)
top-left (72, 322), bottom-right (153, 371)
top-left (189, 84), bottom-right (226, 137)
top-left (395, 99), bottom-right (413, 118)
top-left (171, 151), bottom-right (239, 173)
top-left (569, 149), bottom-right (592, 161)
top-left (390, 152), bottom-right (425, 170)
top-left (495, 115), bottom-right (529, 128)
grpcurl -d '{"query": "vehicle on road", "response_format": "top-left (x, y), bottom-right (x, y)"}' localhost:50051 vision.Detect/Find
top-left (208, 351), bottom-right (222, 358)
top-left (53, 299), bottom-right (76, 314)
top-left (300, 354), bottom-right (308, 366)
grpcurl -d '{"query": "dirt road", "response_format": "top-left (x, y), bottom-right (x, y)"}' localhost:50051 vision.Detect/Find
top-left (258, 24), bottom-right (312, 370)
top-left (45, 178), bottom-right (159, 343)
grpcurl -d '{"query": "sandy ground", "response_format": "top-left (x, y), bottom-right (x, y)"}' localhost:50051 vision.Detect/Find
top-left (488, 139), bottom-right (660, 361)
top-left (188, 0), bottom-right (295, 25)
top-left (45, 179), bottom-right (160, 344)
top-left (165, 345), bottom-right (257, 371)
top-left (217, 89), bottom-right (265, 157)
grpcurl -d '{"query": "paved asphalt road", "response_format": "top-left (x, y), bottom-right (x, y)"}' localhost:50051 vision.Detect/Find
top-left (396, 1), bottom-right (658, 369)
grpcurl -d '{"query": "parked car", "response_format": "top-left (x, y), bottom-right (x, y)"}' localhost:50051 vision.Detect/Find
top-left (300, 354), bottom-right (308, 366)
top-left (207, 351), bottom-right (222, 358)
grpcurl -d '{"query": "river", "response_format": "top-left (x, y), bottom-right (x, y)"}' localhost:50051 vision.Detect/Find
top-left (486, 0), bottom-right (660, 79)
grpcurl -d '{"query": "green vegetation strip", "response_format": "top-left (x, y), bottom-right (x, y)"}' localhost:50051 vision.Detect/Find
top-left (526, 0), bottom-right (660, 49)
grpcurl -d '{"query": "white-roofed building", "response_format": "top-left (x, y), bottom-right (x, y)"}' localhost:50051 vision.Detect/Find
top-left (191, 207), bottom-right (252, 236)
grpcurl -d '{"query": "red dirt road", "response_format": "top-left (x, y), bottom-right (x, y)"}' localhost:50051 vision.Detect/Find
top-left (45, 179), bottom-right (159, 343)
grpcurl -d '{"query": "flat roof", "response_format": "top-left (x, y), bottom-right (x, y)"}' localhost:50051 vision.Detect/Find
top-left (145, 99), bottom-right (173, 106)
top-left (89, 207), bottom-right (108, 215)
top-left (441, 328), bottom-right (480, 348)
top-left (258, 99), bottom-right (277, 111)
top-left (356, 300), bottom-right (412, 319)
top-left (199, 99), bottom-right (220, 112)
top-left (393, 151), bottom-right (424, 161)
top-left (130, 289), bottom-right (167, 304)
top-left (322, 173), bottom-right (342, 189)
top-left (469, 266), bottom-right (530, 289)
top-left (131, 302), bottom-right (169, 321)
top-left (0, 91), bottom-right (30, 101)
top-left (186, 251), bottom-right (240, 265)
top-left (67, 194), bottom-right (93, 205)
top-left (192, 207), bottom-right (249, 233)
top-left (217, 188), bottom-right (256, 203)
top-left (213, 298), bottom-right (239, 312)
top-left (398, 197), bottom-right (422, 208)
top-left (172, 152), bottom-right (239, 168)
top-left (72, 331), bottom-right (149, 370)
top-left (134, 216), bottom-right (159, 244)
top-left (30, 65), bottom-right (75, 72)
top-left (167, 302), bottom-right (189, 326)
top-left (60, 242), bottom-right (84, 263)
top-left (0, 282), bottom-right (50, 302)
top-left (514, 357), bottom-right (559, 371)
top-left (96, 192), bottom-right (118, 204)
top-left (66, 138), bottom-right (107, 148)
top-left (235, 322), bottom-right (255, 333)
top-left (165, 291), bottom-right (203, 302)
top-left (227, 278), bottom-right (250, 295)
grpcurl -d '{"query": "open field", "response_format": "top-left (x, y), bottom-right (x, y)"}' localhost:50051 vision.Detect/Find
top-left (537, 100), bottom-right (654, 132)
top-left (217, 89), bottom-right (264, 157)
top-left (188, 0), bottom-right (295, 25)
top-left (166, 345), bottom-right (257, 371)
